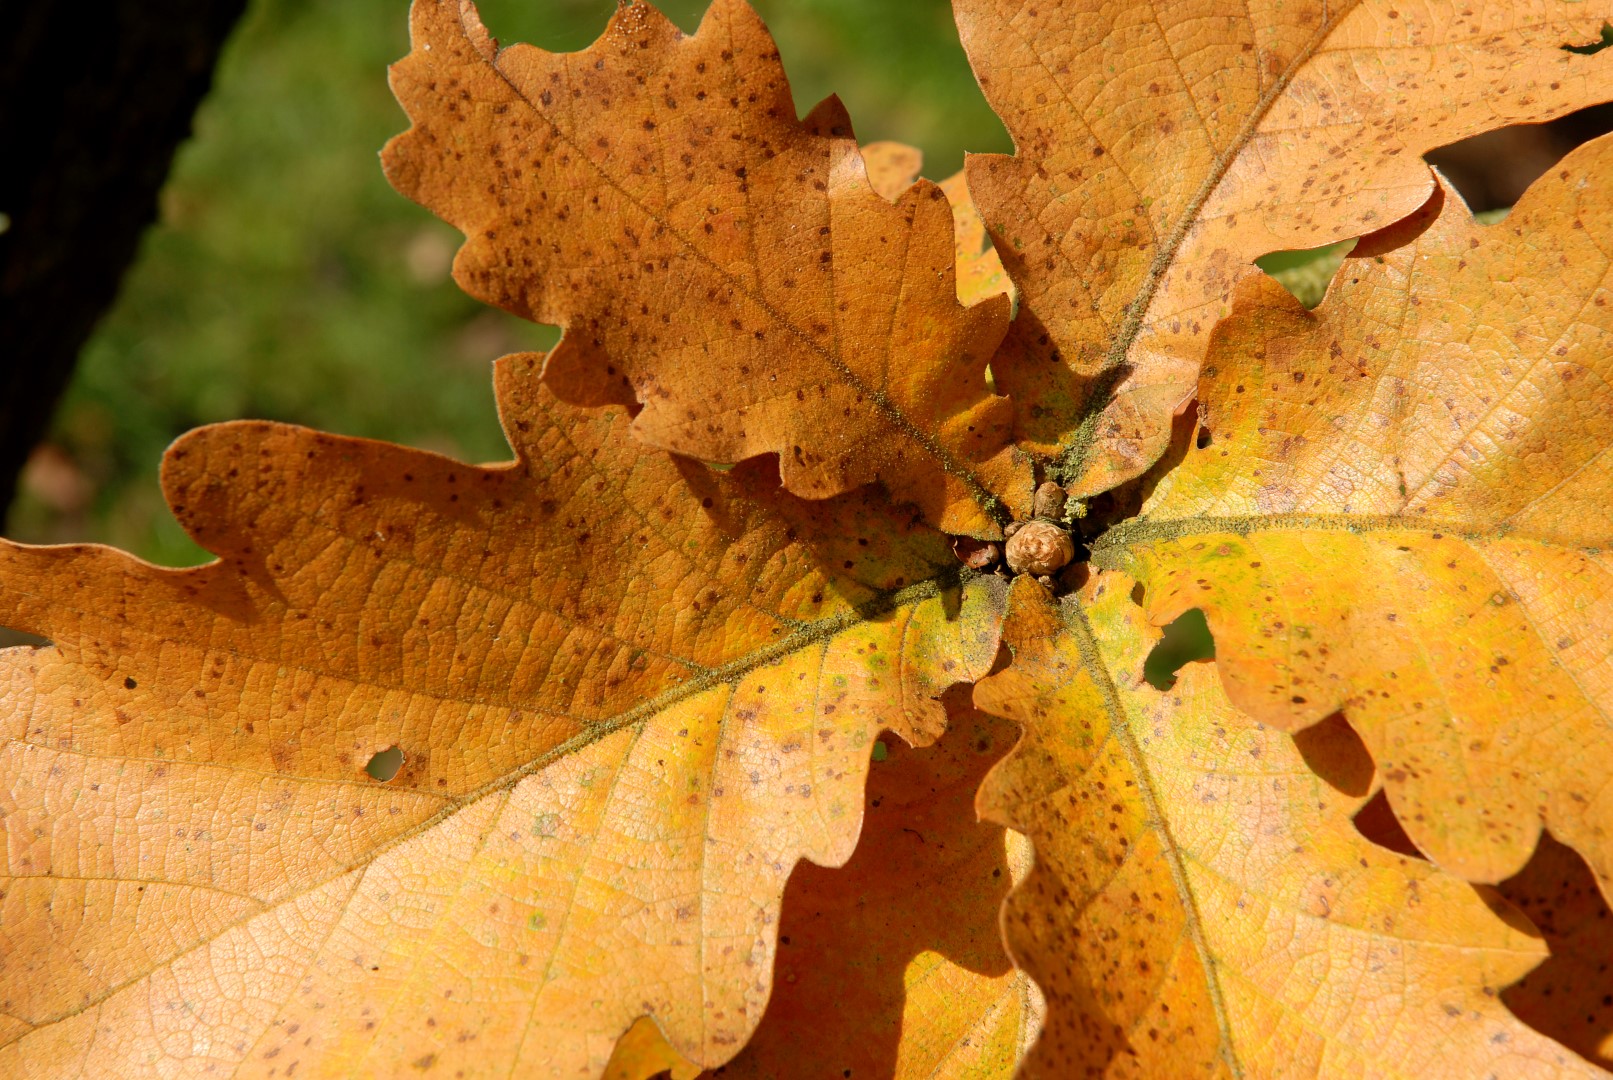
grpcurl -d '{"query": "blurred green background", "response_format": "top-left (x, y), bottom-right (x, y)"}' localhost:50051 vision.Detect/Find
top-left (4, 0), bottom-right (1011, 566)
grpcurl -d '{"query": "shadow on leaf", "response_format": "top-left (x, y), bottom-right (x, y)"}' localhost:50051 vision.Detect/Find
top-left (709, 691), bottom-right (1031, 1078)
top-left (1497, 833), bottom-right (1613, 1070)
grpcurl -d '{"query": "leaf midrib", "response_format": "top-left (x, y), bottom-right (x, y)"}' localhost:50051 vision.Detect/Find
top-left (1053, 0), bottom-right (1362, 482)
top-left (1093, 512), bottom-right (1607, 555)
top-left (7, 566), bottom-right (971, 1037)
top-left (1060, 596), bottom-right (1243, 1077)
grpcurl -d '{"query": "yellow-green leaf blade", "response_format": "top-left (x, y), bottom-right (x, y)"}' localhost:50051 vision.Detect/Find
top-left (974, 575), bottom-right (1602, 1078)
top-left (1097, 137), bottom-right (1613, 890)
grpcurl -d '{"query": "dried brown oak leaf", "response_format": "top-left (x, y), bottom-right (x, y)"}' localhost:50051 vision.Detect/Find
top-left (1096, 137), bottom-right (1613, 894)
top-left (384, 0), bottom-right (1027, 537)
top-left (973, 575), bottom-right (1603, 1078)
top-left (0, 355), bottom-right (1007, 1077)
top-left (956, 0), bottom-right (1613, 496)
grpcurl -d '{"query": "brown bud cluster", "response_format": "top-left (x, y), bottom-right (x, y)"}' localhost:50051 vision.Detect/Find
top-left (1004, 520), bottom-right (1075, 576)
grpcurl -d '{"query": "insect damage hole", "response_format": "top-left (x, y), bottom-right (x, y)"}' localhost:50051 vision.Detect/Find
top-left (366, 745), bottom-right (405, 782)
top-left (1255, 240), bottom-right (1353, 309)
top-left (1142, 608), bottom-right (1215, 691)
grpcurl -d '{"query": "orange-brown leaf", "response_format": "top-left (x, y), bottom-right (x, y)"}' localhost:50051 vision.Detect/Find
top-left (0, 355), bottom-right (1006, 1077)
top-left (1096, 137), bottom-right (1613, 890)
top-left (383, 0), bottom-right (1025, 535)
top-left (860, 141), bottom-right (1014, 310)
top-left (957, 0), bottom-right (1613, 495)
top-left (974, 574), bottom-right (1602, 1078)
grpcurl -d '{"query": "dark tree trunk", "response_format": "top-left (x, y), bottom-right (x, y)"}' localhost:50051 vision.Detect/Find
top-left (0, 0), bottom-right (248, 519)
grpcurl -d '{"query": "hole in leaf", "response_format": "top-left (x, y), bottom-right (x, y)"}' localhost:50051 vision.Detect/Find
top-left (0, 627), bottom-right (51, 649)
top-left (1255, 240), bottom-right (1353, 309)
top-left (1425, 102), bottom-right (1613, 213)
top-left (1564, 23), bottom-right (1613, 56)
top-left (1496, 832), bottom-right (1613, 1070)
top-left (1292, 712), bottom-right (1374, 798)
top-left (1351, 789), bottom-right (1424, 859)
top-left (366, 746), bottom-right (404, 782)
top-left (1194, 426), bottom-right (1212, 449)
top-left (1142, 609), bottom-right (1214, 691)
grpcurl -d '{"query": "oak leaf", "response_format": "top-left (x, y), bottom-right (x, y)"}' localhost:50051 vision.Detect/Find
top-left (860, 141), bottom-right (1014, 310)
top-left (384, 0), bottom-right (1027, 535)
top-left (1096, 138), bottom-right (1613, 889)
top-left (604, 699), bottom-right (1041, 1080)
top-left (973, 575), bottom-right (1602, 1078)
top-left (0, 356), bottom-right (1004, 1076)
top-left (603, 1017), bottom-right (702, 1080)
top-left (706, 699), bottom-right (1040, 1080)
top-left (7, 0), bottom-right (1613, 1076)
top-left (956, 0), bottom-right (1613, 495)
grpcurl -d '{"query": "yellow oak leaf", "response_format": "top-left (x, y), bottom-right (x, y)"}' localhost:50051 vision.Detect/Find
top-left (1095, 136), bottom-right (1613, 890)
top-left (941, 168), bottom-right (1015, 314)
top-left (9, 1), bottom-right (1613, 1075)
top-left (858, 140), bottom-right (926, 202)
top-left (0, 355), bottom-right (1005, 1077)
top-left (384, 0), bottom-right (1028, 536)
top-left (602, 699), bottom-right (1042, 1080)
top-left (956, 0), bottom-right (1613, 496)
top-left (708, 698), bottom-right (1040, 1080)
top-left (603, 1016), bottom-right (703, 1080)
top-left (973, 574), bottom-right (1603, 1078)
